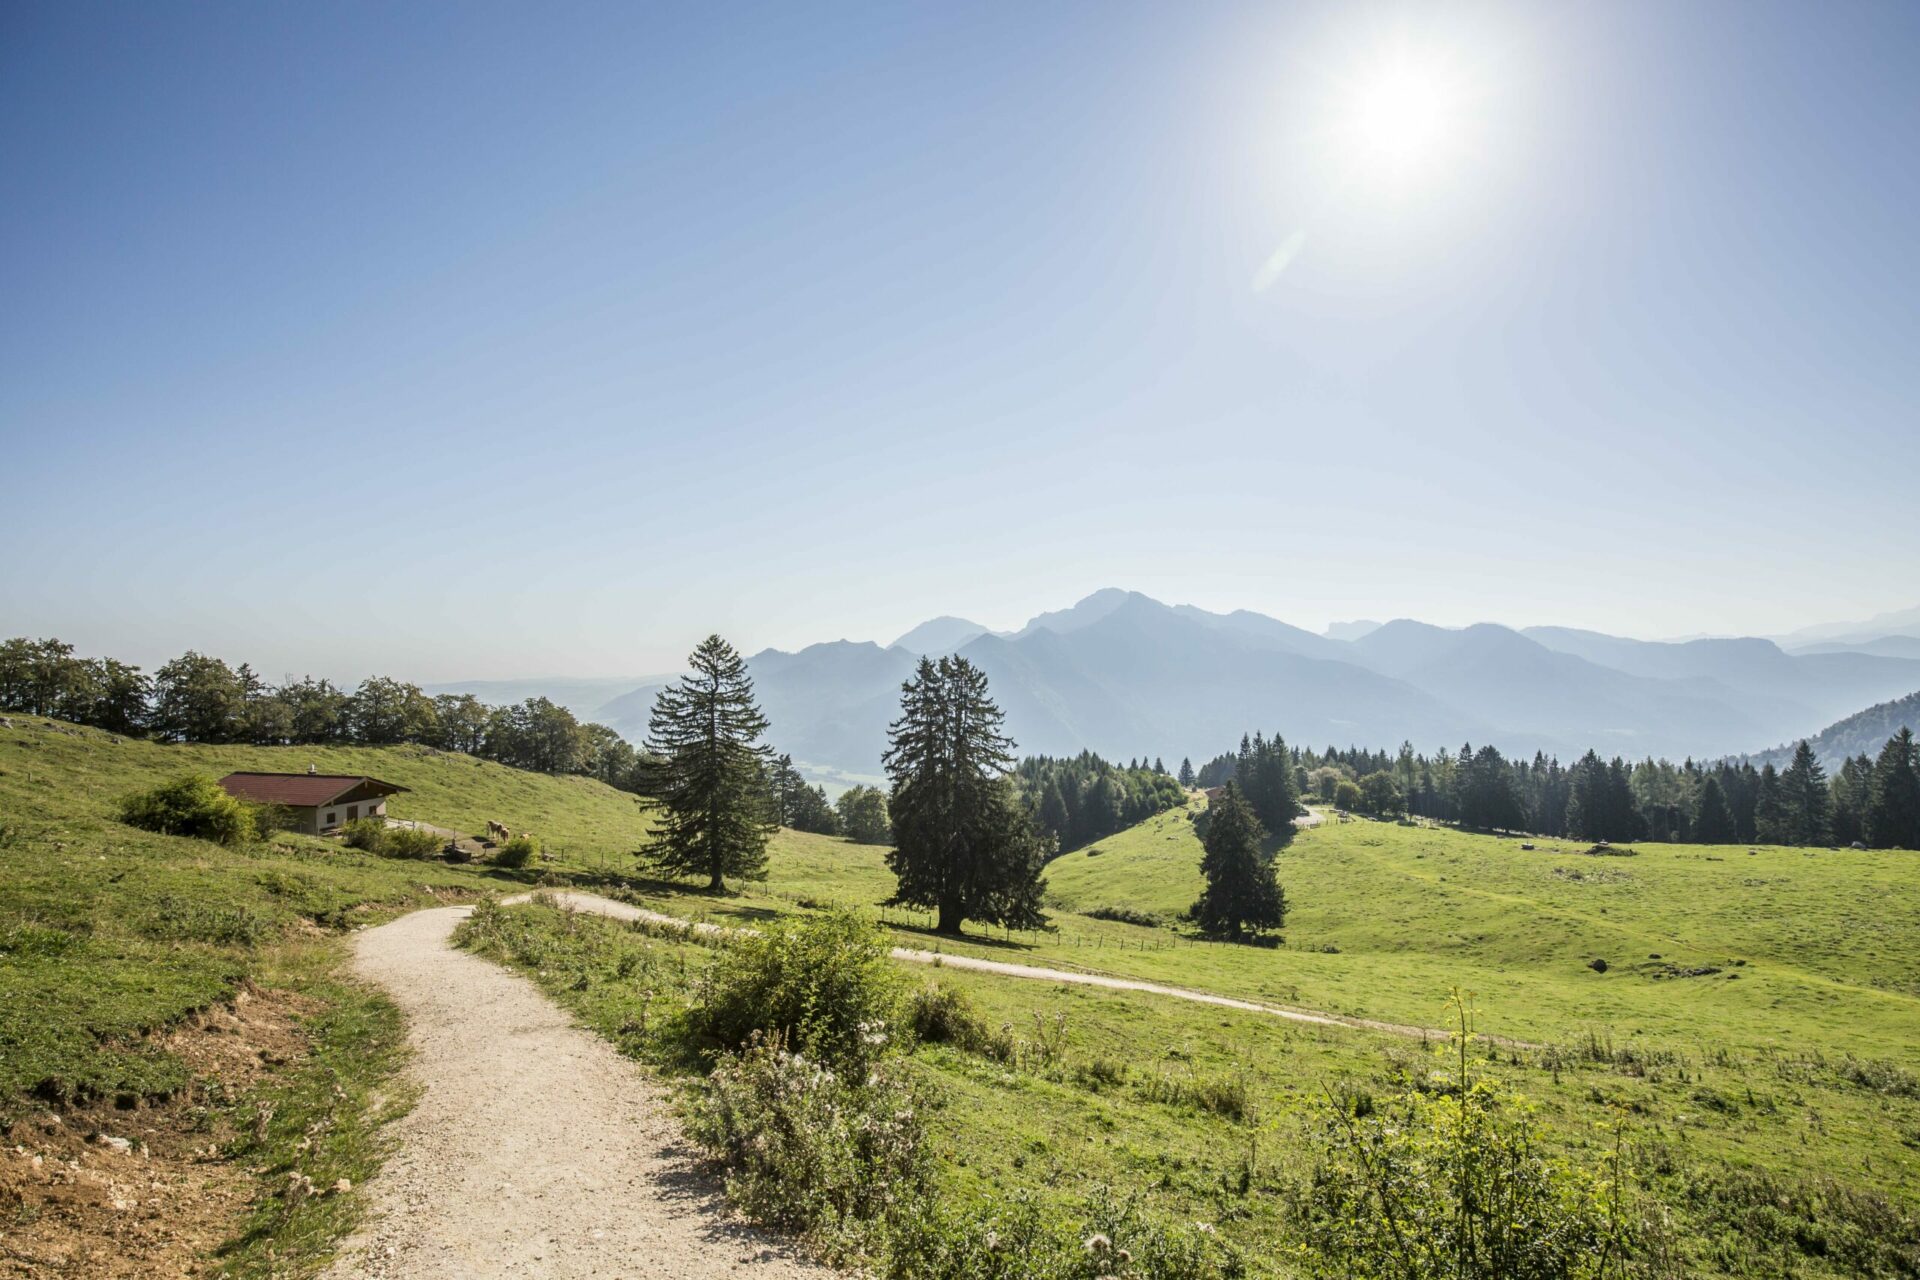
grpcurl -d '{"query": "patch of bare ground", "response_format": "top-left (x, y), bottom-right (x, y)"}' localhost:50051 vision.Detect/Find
top-left (0, 986), bottom-right (317, 1278)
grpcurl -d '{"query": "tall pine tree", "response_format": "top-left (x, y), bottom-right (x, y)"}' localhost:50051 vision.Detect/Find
top-left (641, 635), bottom-right (776, 892)
top-left (1192, 782), bottom-right (1286, 938)
top-left (1753, 763), bottom-right (1787, 845)
top-left (1867, 728), bottom-right (1920, 850)
top-left (1693, 776), bottom-right (1735, 844)
top-left (1781, 740), bottom-right (1831, 846)
top-left (1177, 757), bottom-right (1196, 788)
top-left (884, 656), bottom-right (1048, 934)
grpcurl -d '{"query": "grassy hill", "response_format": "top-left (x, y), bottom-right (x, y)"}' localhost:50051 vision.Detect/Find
top-left (0, 716), bottom-right (881, 1275)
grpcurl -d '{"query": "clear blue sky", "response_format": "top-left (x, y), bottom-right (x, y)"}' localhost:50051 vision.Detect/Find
top-left (4, 0), bottom-right (1917, 681)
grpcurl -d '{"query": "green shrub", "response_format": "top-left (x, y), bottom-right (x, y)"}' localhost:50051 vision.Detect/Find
top-left (340, 818), bottom-right (387, 852)
top-left (690, 1031), bottom-right (929, 1261)
top-left (906, 982), bottom-right (992, 1051)
top-left (1289, 998), bottom-right (1636, 1280)
top-left (118, 774), bottom-right (257, 846)
top-left (494, 833), bottom-right (537, 868)
top-left (694, 908), bottom-right (904, 1076)
top-left (339, 818), bottom-right (449, 859)
top-left (383, 825), bottom-right (444, 859)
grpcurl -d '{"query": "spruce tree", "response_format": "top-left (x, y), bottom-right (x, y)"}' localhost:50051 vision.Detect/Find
top-left (1192, 782), bottom-right (1285, 938)
top-left (1178, 756), bottom-right (1196, 788)
top-left (1692, 776), bottom-right (1735, 844)
top-left (1781, 740), bottom-right (1831, 846)
top-left (1867, 728), bottom-right (1920, 850)
top-left (1754, 764), bottom-right (1788, 845)
top-left (884, 656), bottom-right (1048, 934)
top-left (641, 635), bottom-right (776, 892)
top-left (1831, 754), bottom-right (1874, 846)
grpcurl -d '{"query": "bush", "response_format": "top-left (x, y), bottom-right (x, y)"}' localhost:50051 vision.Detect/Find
top-left (496, 833), bottom-right (538, 868)
top-left (906, 982), bottom-right (992, 1051)
top-left (340, 818), bottom-right (387, 852)
top-left (383, 825), bottom-right (443, 859)
top-left (694, 908), bottom-right (905, 1076)
top-left (118, 774), bottom-right (257, 846)
top-left (690, 1032), bottom-right (929, 1261)
top-left (339, 818), bottom-right (442, 859)
top-left (1289, 997), bottom-right (1636, 1280)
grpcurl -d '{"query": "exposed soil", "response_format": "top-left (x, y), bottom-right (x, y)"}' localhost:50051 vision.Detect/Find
top-left (0, 986), bottom-right (315, 1278)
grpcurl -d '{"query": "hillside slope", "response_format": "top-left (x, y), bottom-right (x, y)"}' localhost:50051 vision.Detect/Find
top-left (1749, 689), bottom-right (1920, 769)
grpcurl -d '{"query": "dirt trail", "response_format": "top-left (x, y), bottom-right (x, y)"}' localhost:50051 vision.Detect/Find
top-left (529, 892), bottom-right (1469, 1045)
top-left (323, 904), bottom-right (832, 1280)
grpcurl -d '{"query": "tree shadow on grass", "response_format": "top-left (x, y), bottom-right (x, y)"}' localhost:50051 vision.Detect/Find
top-left (886, 921), bottom-right (1043, 953)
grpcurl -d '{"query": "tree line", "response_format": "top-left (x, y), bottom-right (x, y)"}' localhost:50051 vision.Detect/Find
top-left (1, 635), bottom-right (652, 793)
top-left (1206, 731), bottom-right (1920, 850)
top-left (1014, 751), bottom-right (1187, 853)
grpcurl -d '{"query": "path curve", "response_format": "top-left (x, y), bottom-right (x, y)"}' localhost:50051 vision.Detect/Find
top-left (323, 904), bottom-right (833, 1280)
top-left (528, 892), bottom-right (1485, 1045)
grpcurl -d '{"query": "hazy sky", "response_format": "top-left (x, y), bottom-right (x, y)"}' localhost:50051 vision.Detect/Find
top-left (4, 1), bottom-right (1917, 681)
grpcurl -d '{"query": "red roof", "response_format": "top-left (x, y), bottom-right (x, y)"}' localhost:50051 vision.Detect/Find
top-left (218, 772), bottom-right (409, 808)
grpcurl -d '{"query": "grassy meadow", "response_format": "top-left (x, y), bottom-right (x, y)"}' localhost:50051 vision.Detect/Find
top-left (5, 714), bottom-right (1918, 1275)
top-left (561, 794), bottom-right (1920, 1277)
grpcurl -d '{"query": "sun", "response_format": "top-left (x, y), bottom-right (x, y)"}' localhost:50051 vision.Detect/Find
top-left (1334, 44), bottom-right (1471, 185)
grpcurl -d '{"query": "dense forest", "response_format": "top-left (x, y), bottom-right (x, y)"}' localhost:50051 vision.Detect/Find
top-left (1216, 734), bottom-right (1920, 851)
top-left (1013, 751), bottom-right (1187, 853)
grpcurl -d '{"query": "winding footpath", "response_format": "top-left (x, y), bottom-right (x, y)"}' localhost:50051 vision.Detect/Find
top-left (327, 886), bottom-right (1486, 1276)
top-left (321, 903), bottom-right (832, 1280)
top-left (530, 891), bottom-right (1467, 1044)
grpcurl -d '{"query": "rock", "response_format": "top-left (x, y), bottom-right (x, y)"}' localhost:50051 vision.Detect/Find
top-left (95, 1135), bottom-right (132, 1152)
top-left (1587, 958), bottom-right (1609, 973)
top-left (333, 1178), bottom-right (353, 1194)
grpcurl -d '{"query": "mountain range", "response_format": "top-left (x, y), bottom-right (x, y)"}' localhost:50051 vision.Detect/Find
top-left (431, 590), bottom-right (1920, 780)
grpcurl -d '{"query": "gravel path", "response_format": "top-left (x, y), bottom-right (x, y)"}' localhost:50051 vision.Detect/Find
top-left (323, 904), bottom-right (833, 1280)
top-left (529, 892), bottom-right (1470, 1044)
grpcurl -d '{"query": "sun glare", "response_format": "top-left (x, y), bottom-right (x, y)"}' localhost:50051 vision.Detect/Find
top-left (1335, 45), bottom-right (1471, 185)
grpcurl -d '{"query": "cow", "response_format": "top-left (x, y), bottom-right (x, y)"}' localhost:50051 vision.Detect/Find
top-left (485, 819), bottom-right (510, 844)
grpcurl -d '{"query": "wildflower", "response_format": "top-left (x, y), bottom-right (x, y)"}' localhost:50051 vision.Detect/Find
top-left (1084, 1232), bottom-right (1112, 1255)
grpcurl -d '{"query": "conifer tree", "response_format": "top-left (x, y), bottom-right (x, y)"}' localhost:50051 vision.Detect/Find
top-left (641, 635), bottom-right (776, 892)
top-left (1754, 763), bottom-right (1788, 845)
top-left (1192, 782), bottom-right (1285, 938)
top-left (884, 656), bottom-right (1048, 934)
top-left (1831, 754), bottom-right (1874, 846)
top-left (1781, 740), bottom-right (1831, 846)
top-left (1693, 776), bottom-right (1735, 844)
top-left (1867, 728), bottom-right (1920, 850)
top-left (1178, 756), bottom-right (1196, 788)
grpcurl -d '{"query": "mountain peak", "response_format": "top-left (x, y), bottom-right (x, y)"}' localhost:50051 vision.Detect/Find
top-left (891, 616), bottom-right (993, 654)
top-left (1016, 588), bottom-right (1152, 638)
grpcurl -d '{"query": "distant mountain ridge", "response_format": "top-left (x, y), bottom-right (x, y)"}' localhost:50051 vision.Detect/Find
top-left (458, 592), bottom-right (1920, 781)
top-left (1748, 691), bottom-right (1920, 771)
